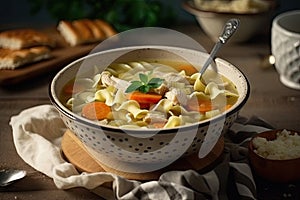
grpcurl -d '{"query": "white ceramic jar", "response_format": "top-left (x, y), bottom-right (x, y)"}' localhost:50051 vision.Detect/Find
top-left (271, 10), bottom-right (300, 90)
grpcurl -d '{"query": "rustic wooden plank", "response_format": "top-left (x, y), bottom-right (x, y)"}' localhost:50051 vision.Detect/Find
top-left (0, 24), bottom-right (299, 200)
top-left (0, 189), bottom-right (102, 200)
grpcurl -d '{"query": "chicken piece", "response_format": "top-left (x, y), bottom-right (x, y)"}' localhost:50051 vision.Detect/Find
top-left (153, 71), bottom-right (187, 84)
top-left (111, 76), bottom-right (131, 92)
top-left (152, 83), bottom-right (169, 96)
top-left (144, 112), bottom-right (168, 124)
top-left (100, 71), bottom-right (130, 92)
top-left (163, 72), bottom-right (187, 83)
top-left (101, 71), bottom-right (116, 87)
top-left (165, 88), bottom-right (188, 105)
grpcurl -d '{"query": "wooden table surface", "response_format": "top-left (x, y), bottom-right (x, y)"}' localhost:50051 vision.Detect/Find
top-left (0, 24), bottom-right (299, 200)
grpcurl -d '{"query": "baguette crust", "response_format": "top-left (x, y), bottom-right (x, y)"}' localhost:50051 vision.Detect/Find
top-left (0, 29), bottom-right (56, 50)
top-left (57, 19), bottom-right (117, 46)
top-left (81, 19), bottom-right (105, 41)
top-left (94, 19), bottom-right (117, 37)
top-left (0, 46), bottom-right (51, 69)
top-left (72, 20), bottom-right (94, 43)
top-left (57, 21), bottom-right (81, 46)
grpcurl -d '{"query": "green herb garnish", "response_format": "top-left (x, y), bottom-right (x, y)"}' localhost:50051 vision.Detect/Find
top-left (125, 72), bottom-right (164, 93)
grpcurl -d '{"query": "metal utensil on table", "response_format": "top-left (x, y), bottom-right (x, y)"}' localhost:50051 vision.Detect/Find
top-left (0, 169), bottom-right (26, 187)
top-left (199, 18), bottom-right (240, 78)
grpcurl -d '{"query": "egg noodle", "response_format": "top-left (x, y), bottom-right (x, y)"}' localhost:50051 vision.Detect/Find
top-left (63, 61), bottom-right (239, 129)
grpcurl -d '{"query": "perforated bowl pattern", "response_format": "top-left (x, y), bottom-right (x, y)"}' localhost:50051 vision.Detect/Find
top-left (60, 112), bottom-right (237, 163)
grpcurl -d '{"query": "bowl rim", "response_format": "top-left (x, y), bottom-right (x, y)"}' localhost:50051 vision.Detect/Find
top-left (272, 10), bottom-right (300, 37)
top-left (49, 45), bottom-right (250, 134)
top-left (182, 0), bottom-right (275, 16)
top-left (248, 129), bottom-right (300, 162)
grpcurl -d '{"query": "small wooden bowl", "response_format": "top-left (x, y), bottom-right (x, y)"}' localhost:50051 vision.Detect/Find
top-left (248, 129), bottom-right (300, 183)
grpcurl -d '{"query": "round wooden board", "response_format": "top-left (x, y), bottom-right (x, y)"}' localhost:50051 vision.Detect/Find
top-left (61, 130), bottom-right (224, 180)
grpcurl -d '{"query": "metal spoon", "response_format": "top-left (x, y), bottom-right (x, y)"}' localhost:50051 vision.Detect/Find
top-left (199, 18), bottom-right (240, 78)
top-left (0, 169), bottom-right (26, 187)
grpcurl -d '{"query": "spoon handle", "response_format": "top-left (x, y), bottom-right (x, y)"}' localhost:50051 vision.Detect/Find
top-left (199, 19), bottom-right (240, 77)
top-left (199, 41), bottom-right (222, 76)
top-left (219, 18), bottom-right (240, 44)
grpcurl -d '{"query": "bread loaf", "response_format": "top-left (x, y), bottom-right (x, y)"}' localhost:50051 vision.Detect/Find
top-left (57, 19), bottom-right (117, 46)
top-left (0, 29), bottom-right (56, 50)
top-left (0, 46), bottom-right (51, 69)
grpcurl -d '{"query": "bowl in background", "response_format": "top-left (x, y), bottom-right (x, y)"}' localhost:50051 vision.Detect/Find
top-left (182, 0), bottom-right (277, 43)
top-left (248, 129), bottom-right (300, 183)
top-left (50, 46), bottom-right (250, 173)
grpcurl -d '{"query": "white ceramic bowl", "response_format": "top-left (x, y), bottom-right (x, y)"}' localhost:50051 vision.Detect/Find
top-left (182, 0), bottom-right (276, 43)
top-left (50, 46), bottom-right (250, 173)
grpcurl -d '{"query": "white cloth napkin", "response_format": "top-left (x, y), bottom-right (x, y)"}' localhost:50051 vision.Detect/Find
top-left (10, 105), bottom-right (271, 200)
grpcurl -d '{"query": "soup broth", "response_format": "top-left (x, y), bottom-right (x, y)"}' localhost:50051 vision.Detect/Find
top-left (61, 60), bottom-right (239, 129)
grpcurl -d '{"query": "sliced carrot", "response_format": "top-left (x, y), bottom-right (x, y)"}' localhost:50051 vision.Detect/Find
top-left (127, 91), bottom-right (162, 104)
top-left (224, 104), bottom-right (232, 111)
top-left (64, 83), bottom-right (85, 95)
top-left (198, 101), bottom-right (213, 113)
top-left (176, 65), bottom-right (198, 75)
top-left (186, 99), bottom-right (213, 113)
top-left (82, 102), bottom-right (111, 120)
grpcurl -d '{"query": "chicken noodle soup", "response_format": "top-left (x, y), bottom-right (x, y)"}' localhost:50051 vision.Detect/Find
top-left (62, 61), bottom-right (239, 129)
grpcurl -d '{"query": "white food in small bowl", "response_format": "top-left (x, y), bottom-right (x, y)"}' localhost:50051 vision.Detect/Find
top-left (253, 129), bottom-right (300, 160)
top-left (248, 129), bottom-right (300, 182)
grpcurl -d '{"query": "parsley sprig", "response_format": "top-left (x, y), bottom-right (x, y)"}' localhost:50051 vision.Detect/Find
top-left (125, 72), bottom-right (164, 93)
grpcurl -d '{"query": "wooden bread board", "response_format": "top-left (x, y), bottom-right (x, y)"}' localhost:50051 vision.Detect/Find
top-left (61, 130), bottom-right (224, 180)
top-left (0, 28), bottom-right (97, 86)
top-left (0, 44), bottom-right (97, 86)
